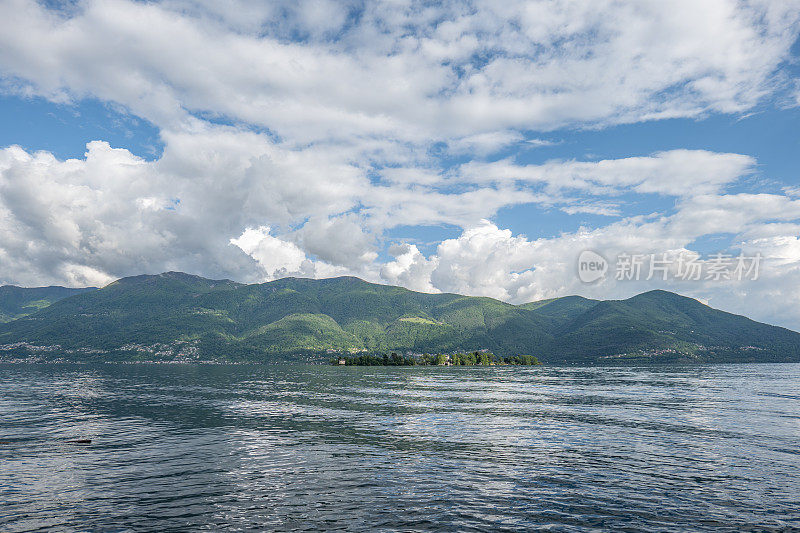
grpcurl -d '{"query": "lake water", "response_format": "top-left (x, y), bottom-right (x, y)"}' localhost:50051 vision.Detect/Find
top-left (1, 363), bottom-right (799, 532)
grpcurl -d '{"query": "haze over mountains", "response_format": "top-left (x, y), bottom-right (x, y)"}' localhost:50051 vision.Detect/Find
top-left (1, 272), bottom-right (799, 364)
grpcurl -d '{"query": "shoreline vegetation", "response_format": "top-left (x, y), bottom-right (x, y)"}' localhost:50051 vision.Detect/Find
top-left (331, 351), bottom-right (541, 366)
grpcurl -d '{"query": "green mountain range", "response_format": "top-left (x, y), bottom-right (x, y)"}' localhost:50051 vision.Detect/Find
top-left (0, 285), bottom-right (97, 323)
top-left (1, 272), bottom-right (798, 364)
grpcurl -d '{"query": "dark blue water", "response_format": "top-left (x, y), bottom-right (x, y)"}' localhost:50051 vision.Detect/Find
top-left (1, 363), bottom-right (798, 532)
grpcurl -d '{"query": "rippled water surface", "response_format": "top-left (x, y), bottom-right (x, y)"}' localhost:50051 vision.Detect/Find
top-left (1, 363), bottom-right (799, 532)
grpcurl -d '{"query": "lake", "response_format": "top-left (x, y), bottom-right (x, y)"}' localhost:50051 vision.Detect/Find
top-left (1, 363), bottom-right (799, 531)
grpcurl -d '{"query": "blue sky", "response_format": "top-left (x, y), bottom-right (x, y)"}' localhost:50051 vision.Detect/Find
top-left (1, 0), bottom-right (800, 329)
top-left (0, 94), bottom-right (162, 160)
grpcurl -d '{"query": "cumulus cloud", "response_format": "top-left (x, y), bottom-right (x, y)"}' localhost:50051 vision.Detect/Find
top-left (380, 244), bottom-right (439, 294)
top-left (230, 227), bottom-right (309, 279)
top-left (0, 140), bottom-right (260, 286)
top-left (293, 215), bottom-right (378, 269)
top-left (229, 225), bottom-right (352, 280)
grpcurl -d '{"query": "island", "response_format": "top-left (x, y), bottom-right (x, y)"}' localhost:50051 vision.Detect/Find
top-left (332, 351), bottom-right (540, 366)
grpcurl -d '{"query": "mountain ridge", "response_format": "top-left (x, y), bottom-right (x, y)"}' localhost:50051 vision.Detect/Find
top-left (1, 273), bottom-right (798, 364)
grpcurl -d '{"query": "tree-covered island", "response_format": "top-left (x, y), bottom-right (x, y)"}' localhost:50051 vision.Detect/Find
top-left (331, 351), bottom-right (541, 366)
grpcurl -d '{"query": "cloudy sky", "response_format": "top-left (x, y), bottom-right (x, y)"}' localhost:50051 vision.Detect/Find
top-left (1, 0), bottom-right (800, 328)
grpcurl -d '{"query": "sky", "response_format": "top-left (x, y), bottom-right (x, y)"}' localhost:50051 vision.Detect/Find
top-left (1, 0), bottom-right (800, 329)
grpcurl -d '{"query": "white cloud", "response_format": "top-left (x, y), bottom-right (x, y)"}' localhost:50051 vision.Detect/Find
top-left (294, 215), bottom-right (378, 269)
top-left (560, 203), bottom-right (621, 217)
top-left (526, 138), bottom-right (560, 148)
top-left (380, 244), bottom-right (439, 294)
top-left (458, 150), bottom-right (756, 196)
top-left (0, 137), bottom-right (790, 297)
top-left (0, 0), bottom-right (798, 145)
top-left (0, 140), bottom-right (261, 286)
top-left (230, 226), bottom-right (308, 278)
top-left (784, 186), bottom-right (800, 197)
top-left (430, 221), bottom-right (542, 302)
top-left (229, 225), bottom-right (352, 280)
top-left (670, 193), bottom-right (800, 236)
top-left (447, 131), bottom-right (524, 156)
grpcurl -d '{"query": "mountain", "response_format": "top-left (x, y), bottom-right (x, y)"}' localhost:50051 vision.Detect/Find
top-left (549, 290), bottom-right (800, 362)
top-left (1, 272), bottom-right (798, 364)
top-left (0, 285), bottom-right (97, 323)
